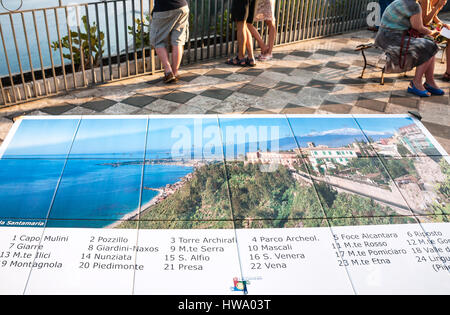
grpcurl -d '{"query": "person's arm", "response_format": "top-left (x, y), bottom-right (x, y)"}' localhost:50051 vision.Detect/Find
top-left (421, 0), bottom-right (447, 25)
top-left (411, 11), bottom-right (437, 35)
top-left (431, 0), bottom-right (450, 28)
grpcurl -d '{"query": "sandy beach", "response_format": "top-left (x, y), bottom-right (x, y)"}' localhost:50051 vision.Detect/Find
top-left (105, 172), bottom-right (193, 229)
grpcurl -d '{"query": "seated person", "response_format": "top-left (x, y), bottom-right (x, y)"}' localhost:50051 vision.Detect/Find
top-left (418, 0), bottom-right (450, 81)
top-left (375, 0), bottom-right (443, 97)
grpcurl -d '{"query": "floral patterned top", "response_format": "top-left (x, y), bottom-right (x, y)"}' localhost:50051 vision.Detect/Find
top-left (254, 0), bottom-right (276, 22)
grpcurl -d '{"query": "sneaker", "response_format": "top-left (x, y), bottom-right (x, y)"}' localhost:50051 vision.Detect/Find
top-left (163, 72), bottom-right (176, 84)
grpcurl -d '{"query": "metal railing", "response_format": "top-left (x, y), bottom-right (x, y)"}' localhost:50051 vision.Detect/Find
top-left (0, 0), bottom-right (371, 107)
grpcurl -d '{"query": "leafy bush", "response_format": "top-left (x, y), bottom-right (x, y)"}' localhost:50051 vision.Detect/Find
top-left (51, 15), bottom-right (104, 69)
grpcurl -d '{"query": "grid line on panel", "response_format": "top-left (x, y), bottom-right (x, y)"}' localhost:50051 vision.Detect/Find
top-left (132, 115), bottom-right (150, 295)
top-left (216, 115), bottom-right (249, 295)
top-left (22, 117), bottom-right (82, 295)
top-left (284, 114), bottom-right (357, 295)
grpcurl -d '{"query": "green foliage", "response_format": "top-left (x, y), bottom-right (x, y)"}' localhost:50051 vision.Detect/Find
top-left (383, 158), bottom-right (416, 179)
top-left (433, 158), bottom-right (450, 215)
top-left (128, 14), bottom-right (150, 48)
top-left (116, 159), bottom-right (424, 229)
top-left (51, 15), bottom-right (105, 68)
top-left (437, 158), bottom-right (450, 198)
top-left (397, 143), bottom-right (411, 156)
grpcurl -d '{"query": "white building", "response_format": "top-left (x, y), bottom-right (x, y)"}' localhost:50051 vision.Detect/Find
top-left (303, 142), bottom-right (358, 171)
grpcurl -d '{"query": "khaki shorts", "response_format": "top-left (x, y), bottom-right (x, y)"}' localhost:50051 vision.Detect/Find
top-left (150, 6), bottom-right (189, 48)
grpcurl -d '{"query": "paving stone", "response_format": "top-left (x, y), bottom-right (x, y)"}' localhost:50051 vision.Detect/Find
top-left (40, 104), bottom-right (76, 115)
top-left (177, 75), bottom-right (223, 94)
top-left (273, 81), bottom-right (304, 94)
top-left (162, 91), bottom-right (197, 104)
top-left (294, 86), bottom-right (329, 107)
top-left (389, 93), bottom-right (419, 109)
top-left (280, 103), bottom-right (316, 114)
top-left (272, 52), bottom-right (288, 59)
top-left (238, 84), bottom-right (270, 97)
top-left (62, 106), bottom-right (97, 115)
top-left (146, 77), bottom-right (165, 85)
top-left (419, 102), bottom-right (450, 127)
top-left (80, 98), bottom-right (117, 112)
top-left (204, 69), bottom-right (233, 79)
top-left (0, 117), bottom-right (13, 140)
top-left (243, 107), bottom-right (276, 114)
top-left (172, 104), bottom-right (208, 114)
top-left (422, 121), bottom-right (450, 140)
top-left (333, 38), bottom-right (350, 44)
top-left (200, 87), bottom-right (234, 101)
top-left (236, 67), bottom-right (265, 77)
top-left (355, 96), bottom-right (387, 112)
top-left (102, 103), bottom-right (141, 115)
top-left (289, 51), bottom-right (314, 58)
top-left (185, 95), bottom-right (223, 111)
top-left (143, 99), bottom-right (182, 114)
top-left (314, 49), bottom-right (338, 56)
top-left (425, 93), bottom-right (449, 105)
top-left (339, 77), bottom-right (367, 88)
top-left (250, 75), bottom-right (280, 88)
top-left (325, 61), bottom-right (350, 70)
top-left (212, 92), bottom-right (257, 113)
top-left (268, 66), bottom-right (295, 75)
top-left (338, 48), bottom-right (361, 55)
top-left (319, 100), bottom-right (353, 114)
top-left (27, 110), bottom-right (51, 116)
top-left (297, 63), bottom-right (323, 72)
top-left (178, 72), bottom-right (200, 82)
top-left (306, 79), bottom-right (337, 91)
top-left (121, 94), bottom-right (157, 107)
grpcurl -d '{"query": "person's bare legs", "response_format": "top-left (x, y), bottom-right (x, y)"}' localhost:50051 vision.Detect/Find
top-left (265, 19), bottom-right (276, 56)
top-left (171, 45), bottom-right (184, 77)
top-left (155, 47), bottom-right (173, 75)
top-left (445, 44), bottom-right (450, 77)
top-left (247, 23), bottom-right (267, 55)
top-left (246, 24), bottom-right (255, 62)
top-left (236, 21), bottom-right (247, 59)
top-left (412, 58), bottom-right (433, 92)
top-left (424, 55), bottom-right (440, 89)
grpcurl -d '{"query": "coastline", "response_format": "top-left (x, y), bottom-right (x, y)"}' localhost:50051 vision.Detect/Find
top-left (105, 172), bottom-right (194, 229)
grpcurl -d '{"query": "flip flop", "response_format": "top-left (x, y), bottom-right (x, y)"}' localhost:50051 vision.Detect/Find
top-left (407, 81), bottom-right (431, 97)
top-left (424, 82), bottom-right (445, 95)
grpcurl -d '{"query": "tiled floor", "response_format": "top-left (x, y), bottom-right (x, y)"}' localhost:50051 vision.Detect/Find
top-left (0, 29), bottom-right (449, 153)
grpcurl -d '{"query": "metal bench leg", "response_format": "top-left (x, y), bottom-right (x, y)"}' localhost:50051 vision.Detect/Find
top-left (442, 45), bottom-right (447, 64)
top-left (360, 49), bottom-right (367, 79)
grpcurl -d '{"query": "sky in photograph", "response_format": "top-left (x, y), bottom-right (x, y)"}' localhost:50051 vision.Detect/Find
top-left (1, 118), bottom-right (80, 158)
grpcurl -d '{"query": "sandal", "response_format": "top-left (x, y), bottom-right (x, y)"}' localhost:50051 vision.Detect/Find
top-left (424, 82), bottom-right (445, 95)
top-left (257, 54), bottom-right (273, 61)
top-left (407, 81), bottom-right (431, 97)
top-left (246, 57), bottom-right (256, 67)
top-left (163, 72), bottom-right (176, 84)
top-left (226, 56), bottom-right (246, 66)
top-left (442, 72), bottom-right (450, 82)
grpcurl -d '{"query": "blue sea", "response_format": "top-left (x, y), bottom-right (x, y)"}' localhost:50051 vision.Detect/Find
top-left (0, 159), bottom-right (193, 228)
top-left (0, 0), bottom-right (150, 77)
